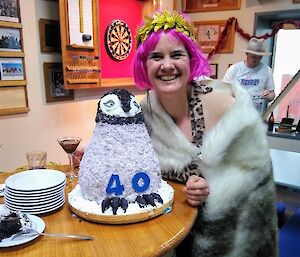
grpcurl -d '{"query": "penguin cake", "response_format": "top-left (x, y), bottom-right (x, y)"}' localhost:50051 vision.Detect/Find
top-left (68, 89), bottom-right (174, 223)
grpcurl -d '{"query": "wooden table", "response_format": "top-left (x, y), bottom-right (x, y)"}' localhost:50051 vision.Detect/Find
top-left (0, 166), bottom-right (197, 257)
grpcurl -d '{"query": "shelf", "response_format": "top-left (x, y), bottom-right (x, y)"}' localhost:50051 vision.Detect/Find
top-left (0, 52), bottom-right (25, 58)
top-left (100, 77), bottom-right (135, 88)
top-left (67, 79), bottom-right (98, 84)
top-left (0, 80), bottom-right (27, 87)
top-left (66, 66), bottom-right (100, 71)
top-left (0, 106), bottom-right (29, 116)
top-left (0, 21), bottom-right (22, 28)
top-left (67, 44), bottom-right (95, 50)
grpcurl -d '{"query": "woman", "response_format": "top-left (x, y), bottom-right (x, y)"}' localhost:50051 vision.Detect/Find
top-left (133, 10), bottom-right (278, 257)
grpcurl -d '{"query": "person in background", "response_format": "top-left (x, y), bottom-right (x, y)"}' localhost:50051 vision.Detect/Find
top-left (133, 10), bottom-right (278, 257)
top-left (223, 37), bottom-right (275, 113)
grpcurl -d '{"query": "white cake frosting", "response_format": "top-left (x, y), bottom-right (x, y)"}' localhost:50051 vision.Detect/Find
top-left (79, 122), bottom-right (162, 203)
top-left (68, 180), bottom-right (174, 216)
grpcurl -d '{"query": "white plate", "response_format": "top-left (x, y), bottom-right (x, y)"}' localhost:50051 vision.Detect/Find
top-left (0, 214), bottom-right (45, 247)
top-left (4, 193), bottom-right (65, 208)
top-left (5, 198), bottom-right (65, 215)
top-left (4, 189), bottom-right (64, 202)
top-left (5, 169), bottom-right (66, 191)
top-left (5, 196), bottom-right (65, 211)
top-left (5, 180), bottom-right (66, 195)
top-left (4, 183), bottom-right (65, 198)
top-left (21, 200), bottom-right (65, 215)
top-left (0, 184), bottom-right (4, 197)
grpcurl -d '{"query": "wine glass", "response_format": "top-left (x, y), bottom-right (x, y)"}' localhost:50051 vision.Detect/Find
top-left (57, 137), bottom-right (82, 178)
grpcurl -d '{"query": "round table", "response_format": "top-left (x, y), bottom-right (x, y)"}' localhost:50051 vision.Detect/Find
top-left (0, 166), bottom-right (197, 257)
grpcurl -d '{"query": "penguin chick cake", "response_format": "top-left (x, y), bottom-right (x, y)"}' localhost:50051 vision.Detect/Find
top-left (68, 89), bottom-right (174, 223)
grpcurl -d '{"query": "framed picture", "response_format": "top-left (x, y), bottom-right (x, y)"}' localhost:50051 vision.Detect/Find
top-left (43, 62), bottom-right (74, 102)
top-left (194, 20), bottom-right (235, 53)
top-left (0, 27), bottom-right (21, 51)
top-left (0, 57), bottom-right (24, 80)
top-left (39, 19), bottom-right (61, 52)
top-left (182, 0), bottom-right (241, 13)
top-left (0, 0), bottom-right (20, 22)
top-left (293, 0), bottom-right (300, 3)
top-left (209, 63), bottom-right (218, 79)
top-left (0, 85), bottom-right (29, 116)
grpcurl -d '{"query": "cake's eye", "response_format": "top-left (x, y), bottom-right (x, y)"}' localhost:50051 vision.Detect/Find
top-left (133, 101), bottom-right (139, 109)
top-left (104, 100), bottom-right (115, 107)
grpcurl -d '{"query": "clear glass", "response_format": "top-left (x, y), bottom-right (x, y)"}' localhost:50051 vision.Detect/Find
top-left (57, 137), bottom-right (82, 178)
top-left (26, 150), bottom-right (47, 170)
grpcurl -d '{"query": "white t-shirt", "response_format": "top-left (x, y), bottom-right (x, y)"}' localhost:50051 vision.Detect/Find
top-left (223, 61), bottom-right (275, 112)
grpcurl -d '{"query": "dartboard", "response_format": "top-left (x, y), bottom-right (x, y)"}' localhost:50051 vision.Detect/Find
top-left (105, 20), bottom-right (132, 61)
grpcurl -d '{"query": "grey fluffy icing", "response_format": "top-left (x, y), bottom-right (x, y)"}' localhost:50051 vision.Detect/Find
top-left (79, 122), bottom-right (162, 203)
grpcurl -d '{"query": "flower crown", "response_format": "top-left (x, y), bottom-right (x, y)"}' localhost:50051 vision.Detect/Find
top-left (136, 10), bottom-right (196, 47)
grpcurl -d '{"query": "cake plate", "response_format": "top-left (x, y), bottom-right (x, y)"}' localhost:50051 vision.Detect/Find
top-left (68, 182), bottom-right (174, 224)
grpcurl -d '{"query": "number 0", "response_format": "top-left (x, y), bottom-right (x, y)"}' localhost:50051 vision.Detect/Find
top-left (132, 172), bottom-right (150, 193)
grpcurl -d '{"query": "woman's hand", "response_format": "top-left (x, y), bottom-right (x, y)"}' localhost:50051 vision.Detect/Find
top-left (183, 175), bottom-right (209, 207)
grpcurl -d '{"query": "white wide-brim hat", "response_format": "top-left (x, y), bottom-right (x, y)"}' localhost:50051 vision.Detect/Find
top-left (242, 38), bottom-right (272, 56)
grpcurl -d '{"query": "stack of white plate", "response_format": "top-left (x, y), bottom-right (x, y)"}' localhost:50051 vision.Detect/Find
top-left (4, 169), bottom-right (66, 215)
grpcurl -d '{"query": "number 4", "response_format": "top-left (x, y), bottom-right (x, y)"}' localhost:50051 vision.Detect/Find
top-left (106, 174), bottom-right (124, 196)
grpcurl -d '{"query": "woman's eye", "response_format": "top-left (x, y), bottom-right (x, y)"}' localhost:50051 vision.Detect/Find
top-left (171, 51), bottom-right (185, 59)
top-left (104, 100), bottom-right (115, 107)
top-left (149, 53), bottom-right (162, 61)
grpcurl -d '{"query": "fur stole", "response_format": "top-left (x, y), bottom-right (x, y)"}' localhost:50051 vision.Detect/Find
top-left (141, 81), bottom-right (278, 257)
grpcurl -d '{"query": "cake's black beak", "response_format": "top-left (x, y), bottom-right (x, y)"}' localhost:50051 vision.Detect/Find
top-left (122, 102), bottom-right (131, 113)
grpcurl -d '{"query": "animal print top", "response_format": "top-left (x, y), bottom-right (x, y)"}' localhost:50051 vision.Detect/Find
top-left (161, 81), bottom-right (213, 183)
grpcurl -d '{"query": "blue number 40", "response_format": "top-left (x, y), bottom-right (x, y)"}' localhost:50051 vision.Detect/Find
top-left (106, 172), bottom-right (150, 196)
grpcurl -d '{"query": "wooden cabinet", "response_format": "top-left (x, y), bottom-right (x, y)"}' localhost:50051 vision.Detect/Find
top-left (59, 0), bottom-right (101, 89)
top-left (59, 0), bottom-right (158, 90)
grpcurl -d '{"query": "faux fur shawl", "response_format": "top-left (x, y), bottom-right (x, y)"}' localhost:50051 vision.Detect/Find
top-left (141, 81), bottom-right (278, 257)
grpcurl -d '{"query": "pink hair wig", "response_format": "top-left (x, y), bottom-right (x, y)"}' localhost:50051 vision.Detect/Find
top-left (133, 29), bottom-right (211, 90)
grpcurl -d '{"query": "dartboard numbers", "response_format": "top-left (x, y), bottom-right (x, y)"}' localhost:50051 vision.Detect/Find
top-left (105, 20), bottom-right (132, 61)
top-left (105, 172), bottom-right (150, 196)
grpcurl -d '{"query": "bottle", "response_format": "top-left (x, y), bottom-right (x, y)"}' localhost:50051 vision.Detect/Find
top-left (268, 112), bottom-right (274, 132)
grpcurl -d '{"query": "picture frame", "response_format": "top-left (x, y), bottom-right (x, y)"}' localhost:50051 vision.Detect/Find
top-left (43, 62), bottom-right (74, 102)
top-left (0, 0), bottom-right (20, 22)
top-left (182, 0), bottom-right (241, 13)
top-left (0, 57), bottom-right (24, 80)
top-left (39, 19), bottom-right (61, 52)
top-left (194, 20), bottom-right (235, 53)
top-left (0, 27), bottom-right (21, 51)
top-left (209, 63), bottom-right (218, 79)
top-left (0, 85), bottom-right (29, 116)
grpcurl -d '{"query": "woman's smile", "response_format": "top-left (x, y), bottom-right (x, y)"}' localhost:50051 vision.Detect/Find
top-left (158, 74), bottom-right (179, 82)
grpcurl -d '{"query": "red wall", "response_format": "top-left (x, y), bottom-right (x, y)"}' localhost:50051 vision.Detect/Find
top-left (99, 0), bottom-right (144, 78)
